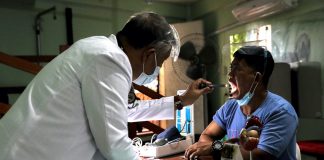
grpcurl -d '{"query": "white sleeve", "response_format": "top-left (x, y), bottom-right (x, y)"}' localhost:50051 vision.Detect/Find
top-left (127, 96), bottom-right (175, 122)
top-left (81, 54), bottom-right (138, 160)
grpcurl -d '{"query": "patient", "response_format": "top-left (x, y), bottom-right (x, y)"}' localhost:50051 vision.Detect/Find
top-left (184, 46), bottom-right (298, 160)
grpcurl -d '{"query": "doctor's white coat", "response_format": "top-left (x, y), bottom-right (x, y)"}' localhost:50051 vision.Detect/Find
top-left (0, 35), bottom-right (174, 160)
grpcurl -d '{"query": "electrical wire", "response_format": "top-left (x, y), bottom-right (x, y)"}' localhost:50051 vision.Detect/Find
top-left (179, 120), bottom-right (190, 133)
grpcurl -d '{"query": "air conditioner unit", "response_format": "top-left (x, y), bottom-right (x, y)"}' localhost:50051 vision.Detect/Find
top-left (232, 0), bottom-right (298, 22)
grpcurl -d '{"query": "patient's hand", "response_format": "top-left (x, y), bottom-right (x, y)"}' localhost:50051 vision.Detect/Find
top-left (239, 115), bottom-right (262, 151)
top-left (239, 128), bottom-right (260, 151)
top-left (184, 141), bottom-right (212, 159)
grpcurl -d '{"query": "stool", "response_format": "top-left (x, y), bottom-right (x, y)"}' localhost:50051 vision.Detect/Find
top-left (298, 140), bottom-right (324, 160)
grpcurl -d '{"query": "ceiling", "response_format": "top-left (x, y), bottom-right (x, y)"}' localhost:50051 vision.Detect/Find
top-left (145, 0), bottom-right (199, 4)
top-left (0, 0), bottom-right (34, 9)
top-left (0, 0), bottom-right (200, 10)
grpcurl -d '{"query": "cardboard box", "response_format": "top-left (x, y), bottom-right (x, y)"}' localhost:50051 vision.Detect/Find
top-left (140, 138), bottom-right (192, 158)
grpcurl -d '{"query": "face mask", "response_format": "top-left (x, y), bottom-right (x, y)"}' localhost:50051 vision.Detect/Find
top-left (236, 73), bottom-right (259, 106)
top-left (133, 53), bottom-right (160, 85)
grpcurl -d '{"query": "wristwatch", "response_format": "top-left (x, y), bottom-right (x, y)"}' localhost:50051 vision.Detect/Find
top-left (174, 95), bottom-right (184, 110)
top-left (211, 140), bottom-right (224, 152)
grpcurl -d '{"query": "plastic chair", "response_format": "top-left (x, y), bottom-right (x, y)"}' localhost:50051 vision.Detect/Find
top-left (296, 143), bottom-right (301, 160)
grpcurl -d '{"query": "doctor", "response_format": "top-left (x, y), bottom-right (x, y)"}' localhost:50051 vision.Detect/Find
top-left (0, 12), bottom-right (213, 160)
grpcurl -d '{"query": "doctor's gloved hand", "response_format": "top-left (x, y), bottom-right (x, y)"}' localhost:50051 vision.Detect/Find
top-left (179, 78), bottom-right (214, 106)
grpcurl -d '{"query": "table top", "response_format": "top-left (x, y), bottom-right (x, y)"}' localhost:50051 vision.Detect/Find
top-left (141, 153), bottom-right (213, 160)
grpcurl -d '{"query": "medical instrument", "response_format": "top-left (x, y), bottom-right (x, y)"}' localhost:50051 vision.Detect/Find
top-left (198, 83), bottom-right (228, 89)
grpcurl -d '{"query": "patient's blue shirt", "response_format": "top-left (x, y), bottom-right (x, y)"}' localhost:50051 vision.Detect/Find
top-left (213, 91), bottom-right (298, 160)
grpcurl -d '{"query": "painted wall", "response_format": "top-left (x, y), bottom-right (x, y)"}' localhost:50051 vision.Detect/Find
top-left (0, 0), bottom-right (188, 104)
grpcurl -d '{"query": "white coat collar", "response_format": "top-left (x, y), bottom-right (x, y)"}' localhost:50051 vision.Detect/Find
top-left (107, 34), bottom-right (120, 49)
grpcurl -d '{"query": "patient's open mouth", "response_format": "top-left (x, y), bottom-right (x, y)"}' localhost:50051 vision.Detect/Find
top-left (228, 82), bottom-right (237, 98)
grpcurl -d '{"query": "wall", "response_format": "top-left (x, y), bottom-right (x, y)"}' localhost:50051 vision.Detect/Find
top-left (0, 0), bottom-right (188, 104)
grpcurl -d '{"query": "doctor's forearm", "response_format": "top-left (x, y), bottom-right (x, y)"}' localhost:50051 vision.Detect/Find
top-left (128, 96), bottom-right (174, 122)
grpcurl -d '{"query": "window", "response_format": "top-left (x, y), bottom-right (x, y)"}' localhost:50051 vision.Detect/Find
top-left (229, 25), bottom-right (272, 60)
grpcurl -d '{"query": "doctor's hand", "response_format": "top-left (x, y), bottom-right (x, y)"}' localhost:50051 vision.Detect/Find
top-left (184, 141), bottom-right (213, 160)
top-left (180, 78), bottom-right (214, 106)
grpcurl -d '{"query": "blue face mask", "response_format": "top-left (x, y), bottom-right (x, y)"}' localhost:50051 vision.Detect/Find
top-left (236, 92), bottom-right (254, 106)
top-left (236, 74), bottom-right (259, 106)
top-left (133, 66), bottom-right (160, 85)
top-left (133, 53), bottom-right (160, 85)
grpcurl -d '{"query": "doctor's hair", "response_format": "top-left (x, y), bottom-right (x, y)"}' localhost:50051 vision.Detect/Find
top-left (117, 11), bottom-right (175, 57)
top-left (233, 46), bottom-right (274, 87)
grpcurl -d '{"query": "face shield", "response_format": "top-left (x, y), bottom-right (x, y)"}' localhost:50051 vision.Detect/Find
top-left (148, 25), bottom-right (180, 62)
top-left (169, 25), bottom-right (180, 62)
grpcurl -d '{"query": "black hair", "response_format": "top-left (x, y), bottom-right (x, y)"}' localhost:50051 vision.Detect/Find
top-left (117, 12), bottom-right (175, 56)
top-left (233, 46), bottom-right (274, 86)
top-left (0, 91), bottom-right (9, 104)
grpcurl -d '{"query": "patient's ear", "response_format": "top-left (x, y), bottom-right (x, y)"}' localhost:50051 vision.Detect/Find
top-left (255, 72), bottom-right (262, 82)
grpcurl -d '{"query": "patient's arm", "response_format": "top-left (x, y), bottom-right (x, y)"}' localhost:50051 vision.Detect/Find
top-left (0, 102), bottom-right (11, 118)
top-left (199, 121), bottom-right (226, 143)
